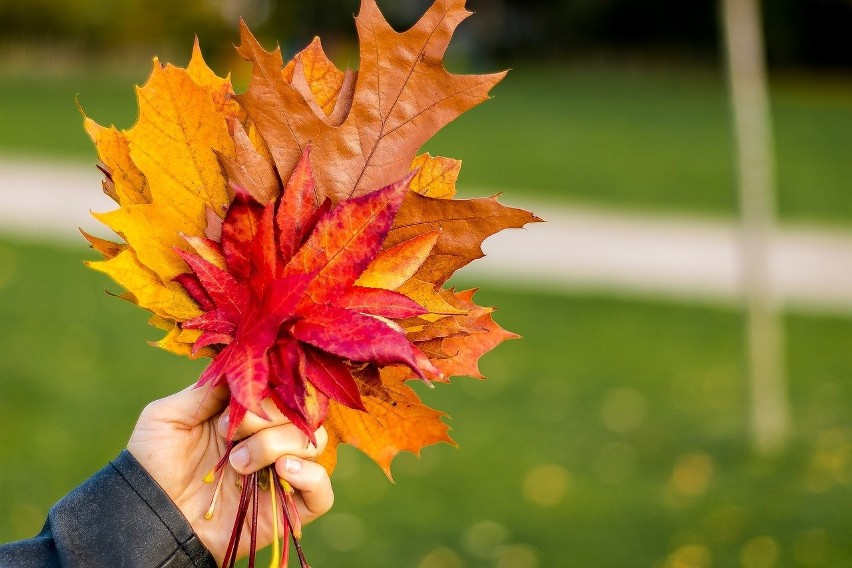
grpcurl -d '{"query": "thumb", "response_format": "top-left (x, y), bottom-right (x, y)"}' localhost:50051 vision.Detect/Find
top-left (153, 383), bottom-right (230, 427)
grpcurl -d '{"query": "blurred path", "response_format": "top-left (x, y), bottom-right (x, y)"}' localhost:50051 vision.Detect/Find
top-left (471, 198), bottom-right (852, 314)
top-left (3, 159), bottom-right (852, 314)
top-left (0, 159), bottom-right (117, 242)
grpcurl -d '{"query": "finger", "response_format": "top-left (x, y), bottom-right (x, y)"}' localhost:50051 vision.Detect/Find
top-left (276, 458), bottom-right (334, 521)
top-left (144, 383), bottom-right (229, 427)
top-left (217, 397), bottom-right (292, 440)
top-left (229, 425), bottom-right (329, 475)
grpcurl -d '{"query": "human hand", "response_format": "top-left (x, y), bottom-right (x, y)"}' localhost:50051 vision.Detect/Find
top-left (127, 384), bottom-right (333, 565)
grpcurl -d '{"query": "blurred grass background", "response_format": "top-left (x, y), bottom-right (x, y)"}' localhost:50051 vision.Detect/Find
top-left (3, 240), bottom-right (852, 566)
top-left (2, 0), bottom-right (852, 567)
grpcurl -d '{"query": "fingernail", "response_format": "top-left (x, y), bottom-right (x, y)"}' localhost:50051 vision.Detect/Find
top-left (284, 457), bottom-right (302, 474)
top-left (230, 446), bottom-right (249, 471)
top-left (218, 413), bottom-right (229, 436)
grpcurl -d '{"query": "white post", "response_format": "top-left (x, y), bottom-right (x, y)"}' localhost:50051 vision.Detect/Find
top-left (721, 0), bottom-right (790, 454)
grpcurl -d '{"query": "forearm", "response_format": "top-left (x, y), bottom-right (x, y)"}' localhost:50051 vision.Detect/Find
top-left (0, 451), bottom-right (216, 568)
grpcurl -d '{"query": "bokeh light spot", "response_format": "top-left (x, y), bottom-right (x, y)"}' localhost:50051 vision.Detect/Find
top-left (463, 520), bottom-right (509, 559)
top-left (805, 428), bottom-right (852, 493)
top-left (418, 546), bottom-right (464, 568)
top-left (522, 463), bottom-right (570, 506)
top-left (495, 544), bottom-right (539, 568)
top-left (739, 536), bottom-right (780, 568)
top-left (670, 452), bottom-right (714, 496)
top-left (664, 544), bottom-right (712, 568)
top-left (601, 387), bottom-right (647, 433)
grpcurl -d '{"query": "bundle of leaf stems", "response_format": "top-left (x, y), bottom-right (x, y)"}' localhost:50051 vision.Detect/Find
top-left (207, 447), bottom-right (309, 568)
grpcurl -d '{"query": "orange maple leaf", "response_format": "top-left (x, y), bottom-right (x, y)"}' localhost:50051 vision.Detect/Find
top-left (317, 366), bottom-right (455, 479)
top-left (235, 0), bottom-right (507, 201)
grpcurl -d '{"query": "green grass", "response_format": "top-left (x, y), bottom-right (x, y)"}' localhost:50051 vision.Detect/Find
top-left (1, 64), bottom-right (852, 223)
top-left (2, 237), bottom-right (852, 566)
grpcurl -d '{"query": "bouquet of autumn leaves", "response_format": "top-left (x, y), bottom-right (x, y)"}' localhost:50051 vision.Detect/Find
top-left (81, 0), bottom-right (537, 565)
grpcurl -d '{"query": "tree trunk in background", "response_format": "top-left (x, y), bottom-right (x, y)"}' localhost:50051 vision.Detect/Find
top-left (721, 0), bottom-right (790, 454)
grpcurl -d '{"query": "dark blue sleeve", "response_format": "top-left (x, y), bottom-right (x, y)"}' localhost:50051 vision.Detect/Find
top-left (0, 450), bottom-right (217, 568)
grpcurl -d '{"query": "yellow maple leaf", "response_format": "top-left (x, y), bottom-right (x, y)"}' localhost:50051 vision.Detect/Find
top-left (409, 153), bottom-right (461, 199)
top-left (87, 249), bottom-right (200, 321)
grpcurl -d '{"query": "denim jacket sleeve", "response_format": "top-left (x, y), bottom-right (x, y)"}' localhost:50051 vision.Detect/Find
top-left (0, 450), bottom-right (217, 568)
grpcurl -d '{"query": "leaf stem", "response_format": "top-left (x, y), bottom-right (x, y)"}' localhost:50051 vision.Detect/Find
top-left (275, 475), bottom-right (310, 568)
top-left (223, 472), bottom-right (252, 568)
top-left (268, 467), bottom-right (281, 568)
top-left (249, 473), bottom-right (259, 568)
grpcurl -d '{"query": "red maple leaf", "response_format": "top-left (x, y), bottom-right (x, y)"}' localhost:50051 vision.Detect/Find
top-left (177, 148), bottom-right (441, 442)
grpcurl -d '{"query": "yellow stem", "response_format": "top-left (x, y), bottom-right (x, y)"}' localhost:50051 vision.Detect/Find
top-left (269, 468), bottom-right (280, 568)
